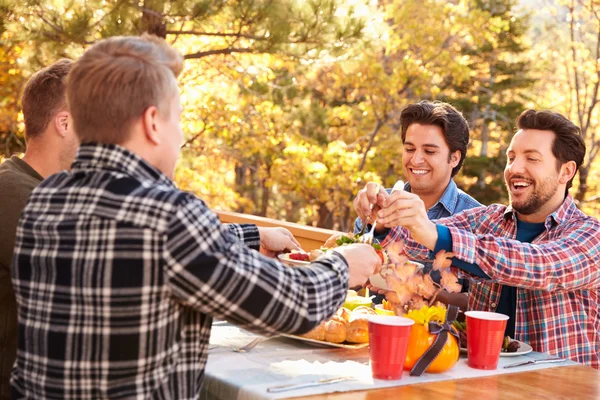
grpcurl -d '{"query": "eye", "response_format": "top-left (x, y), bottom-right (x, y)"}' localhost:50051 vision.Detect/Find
top-left (425, 150), bottom-right (436, 155)
top-left (527, 158), bottom-right (539, 162)
top-left (405, 148), bottom-right (415, 153)
top-left (507, 157), bottom-right (515, 163)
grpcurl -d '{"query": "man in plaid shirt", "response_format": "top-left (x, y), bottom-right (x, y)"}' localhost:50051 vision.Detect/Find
top-left (371, 110), bottom-right (600, 368)
top-left (10, 35), bottom-right (380, 399)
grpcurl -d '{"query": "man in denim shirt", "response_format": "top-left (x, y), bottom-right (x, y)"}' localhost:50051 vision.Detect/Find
top-left (353, 101), bottom-right (481, 307)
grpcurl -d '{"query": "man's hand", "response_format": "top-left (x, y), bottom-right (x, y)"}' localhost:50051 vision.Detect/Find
top-left (334, 243), bottom-right (381, 288)
top-left (353, 182), bottom-right (388, 226)
top-left (257, 227), bottom-right (301, 257)
top-left (377, 190), bottom-right (438, 250)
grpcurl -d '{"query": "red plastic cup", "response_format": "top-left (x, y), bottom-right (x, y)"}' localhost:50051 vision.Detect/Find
top-left (465, 311), bottom-right (509, 370)
top-left (367, 315), bottom-right (414, 380)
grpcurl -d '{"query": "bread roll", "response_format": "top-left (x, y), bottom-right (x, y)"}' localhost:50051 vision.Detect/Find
top-left (345, 306), bottom-right (375, 343)
top-left (301, 321), bottom-right (325, 341)
top-left (335, 307), bottom-right (352, 323)
top-left (324, 316), bottom-right (347, 343)
top-left (351, 306), bottom-right (376, 316)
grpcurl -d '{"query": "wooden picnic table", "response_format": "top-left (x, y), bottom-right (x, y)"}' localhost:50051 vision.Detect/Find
top-left (300, 364), bottom-right (600, 399)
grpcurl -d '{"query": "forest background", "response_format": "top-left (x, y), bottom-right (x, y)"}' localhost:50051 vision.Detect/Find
top-left (2, 0), bottom-right (600, 230)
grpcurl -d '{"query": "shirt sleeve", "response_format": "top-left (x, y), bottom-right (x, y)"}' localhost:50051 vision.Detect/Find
top-left (446, 218), bottom-right (600, 291)
top-left (434, 225), bottom-right (490, 279)
top-left (226, 223), bottom-right (260, 251)
top-left (163, 198), bottom-right (350, 336)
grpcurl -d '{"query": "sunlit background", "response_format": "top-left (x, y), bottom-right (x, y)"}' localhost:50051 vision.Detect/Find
top-left (1, 0), bottom-right (599, 228)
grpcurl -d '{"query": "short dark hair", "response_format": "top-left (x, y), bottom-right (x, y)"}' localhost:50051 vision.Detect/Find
top-left (21, 59), bottom-right (73, 140)
top-left (516, 109), bottom-right (585, 193)
top-left (400, 101), bottom-right (469, 177)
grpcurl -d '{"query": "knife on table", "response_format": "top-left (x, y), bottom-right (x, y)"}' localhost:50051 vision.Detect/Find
top-left (266, 376), bottom-right (355, 393)
top-left (504, 358), bottom-right (566, 369)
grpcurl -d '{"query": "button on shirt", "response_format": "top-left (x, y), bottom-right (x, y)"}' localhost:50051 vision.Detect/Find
top-left (11, 144), bottom-right (350, 399)
top-left (385, 196), bottom-right (600, 369)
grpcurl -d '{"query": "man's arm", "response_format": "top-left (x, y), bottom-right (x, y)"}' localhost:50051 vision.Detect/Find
top-left (225, 223), bottom-right (261, 250)
top-left (164, 199), bottom-right (349, 336)
top-left (385, 201), bottom-right (600, 291)
top-left (446, 219), bottom-right (600, 291)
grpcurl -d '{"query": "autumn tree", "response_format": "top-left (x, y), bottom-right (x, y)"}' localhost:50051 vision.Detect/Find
top-left (0, 1), bottom-right (26, 156)
top-left (533, 0), bottom-right (600, 205)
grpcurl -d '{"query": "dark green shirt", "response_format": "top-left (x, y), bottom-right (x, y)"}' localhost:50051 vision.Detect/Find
top-left (0, 156), bottom-right (42, 399)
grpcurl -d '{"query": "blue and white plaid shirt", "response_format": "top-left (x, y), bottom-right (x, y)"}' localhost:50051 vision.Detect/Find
top-left (11, 144), bottom-right (349, 399)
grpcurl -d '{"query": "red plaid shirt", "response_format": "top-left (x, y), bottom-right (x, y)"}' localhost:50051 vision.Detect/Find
top-left (384, 196), bottom-right (600, 368)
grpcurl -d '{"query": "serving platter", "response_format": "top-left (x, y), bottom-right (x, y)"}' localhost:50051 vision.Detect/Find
top-left (279, 333), bottom-right (369, 349)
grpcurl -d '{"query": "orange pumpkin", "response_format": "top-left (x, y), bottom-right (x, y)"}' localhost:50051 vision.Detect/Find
top-left (404, 323), bottom-right (460, 373)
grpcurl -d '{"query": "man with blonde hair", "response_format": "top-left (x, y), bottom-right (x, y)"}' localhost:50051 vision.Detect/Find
top-left (0, 58), bottom-right (77, 399)
top-left (10, 35), bottom-right (380, 399)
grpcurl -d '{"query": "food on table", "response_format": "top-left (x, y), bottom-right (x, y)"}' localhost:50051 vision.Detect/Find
top-left (302, 321), bottom-right (325, 341)
top-left (452, 321), bottom-right (521, 353)
top-left (404, 305), bottom-right (460, 373)
top-left (452, 320), bottom-right (468, 348)
top-left (374, 304), bottom-right (395, 316)
top-left (502, 335), bottom-right (521, 353)
top-left (288, 252), bottom-right (309, 261)
top-left (300, 305), bottom-right (376, 344)
top-left (345, 306), bottom-right (372, 343)
top-left (343, 292), bottom-right (373, 310)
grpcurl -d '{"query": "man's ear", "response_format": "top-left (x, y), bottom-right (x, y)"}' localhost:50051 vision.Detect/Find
top-left (142, 106), bottom-right (161, 146)
top-left (54, 111), bottom-right (70, 138)
top-left (559, 160), bottom-right (577, 184)
top-left (450, 150), bottom-right (461, 168)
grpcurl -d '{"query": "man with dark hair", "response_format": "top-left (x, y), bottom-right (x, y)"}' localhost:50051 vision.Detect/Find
top-left (354, 100), bottom-right (480, 241)
top-left (0, 58), bottom-right (78, 399)
top-left (376, 109), bottom-right (600, 369)
top-left (353, 100), bottom-right (481, 307)
top-left (10, 35), bottom-right (380, 399)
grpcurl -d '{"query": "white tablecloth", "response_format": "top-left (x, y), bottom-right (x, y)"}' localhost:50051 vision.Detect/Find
top-left (200, 322), bottom-right (578, 400)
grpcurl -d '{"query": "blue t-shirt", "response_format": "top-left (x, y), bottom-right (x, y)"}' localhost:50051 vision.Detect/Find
top-left (435, 219), bottom-right (546, 337)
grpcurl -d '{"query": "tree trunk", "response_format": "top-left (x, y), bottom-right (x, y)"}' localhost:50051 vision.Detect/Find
top-left (317, 201), bottom-right (334, 229)
top-left (477, 118), bottom-right (489, 191)
top-left (575, 164), bottom-right (589, 203)
top-left (141, 0), bottom-right (167, 38)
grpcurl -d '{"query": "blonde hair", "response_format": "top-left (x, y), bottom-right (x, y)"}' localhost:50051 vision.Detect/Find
top-left (66, 34), bottom-right (184, 144)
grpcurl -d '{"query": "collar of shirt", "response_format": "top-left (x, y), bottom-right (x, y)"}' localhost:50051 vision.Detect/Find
top-left (404, 179), bottom-right (459, 217)
top-left (503, 194), bottom-right (578, 229)
top-left (72, 143), bottom-right (175, 188)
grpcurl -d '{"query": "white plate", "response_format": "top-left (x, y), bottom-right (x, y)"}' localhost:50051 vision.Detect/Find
top-left (278, 253), bottom-right (310, 267)
top-left (369, 261), bottom-right (424, 290)
top-left (459, 339), bottom-right (533, 357)
top-left (279, 333), bottom-right (369, 349)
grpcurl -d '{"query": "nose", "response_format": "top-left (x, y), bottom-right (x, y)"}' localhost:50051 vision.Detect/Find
top-left (507, 156), bottom-right (525, 175)
top-left (412, 150), bottom-right (425, 164)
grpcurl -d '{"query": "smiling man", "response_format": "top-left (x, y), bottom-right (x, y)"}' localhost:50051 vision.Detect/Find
top-left (354, 101), bottom-right (481, 240)
top-left (353, 101), bottom-right (481, 306)
top-left (377, 109), bottom-right (600, 369)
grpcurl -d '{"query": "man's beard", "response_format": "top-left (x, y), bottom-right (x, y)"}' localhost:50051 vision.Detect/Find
top-left (507, 177), bottom-right (558, 215)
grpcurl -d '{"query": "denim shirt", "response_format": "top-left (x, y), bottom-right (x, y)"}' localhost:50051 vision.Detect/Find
top-left (353, 179), bottom-right (482, 286)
